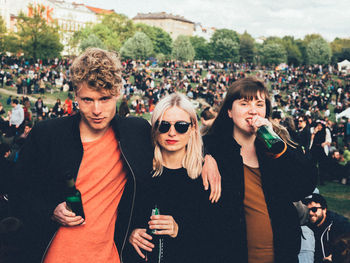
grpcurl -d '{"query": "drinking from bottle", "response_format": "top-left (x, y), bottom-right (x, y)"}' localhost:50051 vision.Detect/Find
top-left (256, 125), bottom-right (286, 156)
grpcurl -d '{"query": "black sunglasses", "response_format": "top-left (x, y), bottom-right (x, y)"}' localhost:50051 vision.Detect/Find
top-left (310, 207), bottom-right (323, 213)
top-left (156, 120), bottom-right (192, 134)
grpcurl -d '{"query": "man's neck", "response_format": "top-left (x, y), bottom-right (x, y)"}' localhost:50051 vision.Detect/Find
top-left (317, 213), bottom-right (328, 227)
top-left (79, 123), bottom-right (111, 143)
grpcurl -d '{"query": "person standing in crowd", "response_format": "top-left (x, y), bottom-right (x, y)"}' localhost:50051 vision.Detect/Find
top-left (296, 115), bottom-right (312, 154)
top-left (203, 77), bottom-right (317, 263)
top-left (35, 97), bottom-right (44, 119)
top-left (10, 48), bottom-right (220, 263)
top-left (304, 194), bottom-right (350, 263)
top-left (118, 97), bottom-right (130, 117)
top-left (310, 120), bottom-right (332, 185)
top-left (7, 99), bottom-right (24, 137)
top-left (128, 93), bottom-right (209, 263)
top-left (64, 93), bottom-right (73, 115)
top-left (52, 98), bottom-right (64, 118)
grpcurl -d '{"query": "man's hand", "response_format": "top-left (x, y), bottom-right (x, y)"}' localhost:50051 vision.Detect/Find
top-left (202, 154), bottom-right (221, 203)
top-left (52, 202), bottom-right (85, 226)
top-left (129, 228), bottom-right (154, 259)
top-left (323, 254), bottom-right (332, 262)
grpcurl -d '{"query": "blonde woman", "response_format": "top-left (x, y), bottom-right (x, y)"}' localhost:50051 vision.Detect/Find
top-left (128, 93), bottom-right (209, 263)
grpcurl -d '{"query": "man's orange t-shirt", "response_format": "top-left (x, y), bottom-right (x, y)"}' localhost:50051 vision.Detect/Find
top-left (44, 127), bottom-right (127, 263)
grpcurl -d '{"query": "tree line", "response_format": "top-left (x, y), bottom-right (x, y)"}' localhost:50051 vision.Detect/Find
top-left (0, 7), bottom-right (349, 66)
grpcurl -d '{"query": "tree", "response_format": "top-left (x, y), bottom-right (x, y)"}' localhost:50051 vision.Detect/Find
top-left (264, 36), bottom-right (283, 45)
top-left (210, 29), bottom-right (240, 44)
top-left (135, 23), bottom-right (172, 55)
top-left (210, 29), bottom-right (240, 62)
top-left (0, 16), bottom-right (7, 52)
top-left (80, 34), bottom-right (106, 51)
top-left (16, 4), bottom-right (63, 59)
top-left (331, 38), bottom-right (350, 63)
top-left (259, 43), bottom-right (287, 66)
top-left (189, 36), bottom-right (210, 60)
top-left (172, 35), bottom-right (195, 61)
top-left (306, 38), bottom-right (332, 65)
top-left (239, 31), bottom-right (255, 63)
top-left (72, 13), bottom-right (135, 52)
top-left (120, 32), bottom-right (153, 60)
top-left (282, 36), bottom-right (302, 66)
top-left (304, 34), bottom-right (323, 45)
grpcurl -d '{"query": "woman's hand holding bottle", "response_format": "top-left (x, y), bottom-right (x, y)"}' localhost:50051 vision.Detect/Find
top-left (149, 214), bottom-right (179, 238)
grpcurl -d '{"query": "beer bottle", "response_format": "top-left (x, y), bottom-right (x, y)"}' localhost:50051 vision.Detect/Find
top-left (146, 205), bottom-right (164, 263)
top-left (256, 125), bottom-right (286, 156)
top-left (65, 171), bottom-right (85, 219)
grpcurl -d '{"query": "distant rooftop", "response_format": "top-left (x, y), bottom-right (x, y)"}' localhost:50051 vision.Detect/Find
top-left (48, 0), bottom-right (90, 12)
top-left (133, 12), bottom-right (194, 24)
top-left (85, 5), bottom-right (114, 15)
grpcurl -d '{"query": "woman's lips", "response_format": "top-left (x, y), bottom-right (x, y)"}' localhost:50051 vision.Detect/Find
top-left (166, 140), bottom-right (178, 144)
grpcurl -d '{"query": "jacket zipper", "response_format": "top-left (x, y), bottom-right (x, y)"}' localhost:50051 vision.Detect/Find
top-left (320, 222), bottom-right (333, 258)
top-left (119, 141), bottom-right (137, 263)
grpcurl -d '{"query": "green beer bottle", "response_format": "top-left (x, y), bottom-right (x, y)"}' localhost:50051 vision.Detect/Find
top-left (146, 205), bottom-right (164, 263)
top-left (256, 125), bottom-right (286, 156)
top-left (65, 171), bottom-right (85, 219)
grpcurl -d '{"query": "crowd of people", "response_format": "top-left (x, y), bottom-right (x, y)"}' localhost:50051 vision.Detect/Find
top-left (0, 50), bottom-right (350, 263)
top-left (1, 54), bottom-right (350, 186)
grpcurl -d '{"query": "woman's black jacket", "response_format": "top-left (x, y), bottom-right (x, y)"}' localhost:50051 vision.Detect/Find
top-left (9, 113), bottom-right (153, 263)
top-left (203, 133), bottom-right (317, 263)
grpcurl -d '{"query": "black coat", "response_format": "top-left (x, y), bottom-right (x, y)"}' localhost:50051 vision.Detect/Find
top-left (203, 133), bottom-right (317, 263)
top-left (125, 167), bottom-right (210, 263)
top-left (9, 114), bottom-right (153, 263)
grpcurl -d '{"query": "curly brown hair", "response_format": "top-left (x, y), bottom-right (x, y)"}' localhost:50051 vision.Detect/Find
top-left (70, 48), bottom-right (122, 95)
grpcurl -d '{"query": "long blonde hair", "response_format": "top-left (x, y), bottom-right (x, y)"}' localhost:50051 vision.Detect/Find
top-left (151, 93), bottom-right (203, 179)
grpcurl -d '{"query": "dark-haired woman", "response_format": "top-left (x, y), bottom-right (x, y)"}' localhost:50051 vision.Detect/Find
top-left (203, 77), bottom-right (317, 263)
top-left (309, 121), bottom-right (332, 185)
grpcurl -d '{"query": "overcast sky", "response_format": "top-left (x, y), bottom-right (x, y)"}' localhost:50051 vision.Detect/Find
top-left (80, 0), bottom-right (350, 41)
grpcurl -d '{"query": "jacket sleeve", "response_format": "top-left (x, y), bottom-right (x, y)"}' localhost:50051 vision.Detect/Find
top-left (9, 123), bottom-right (60, 227)
top-left (264, 144), bottom-right (318, 202)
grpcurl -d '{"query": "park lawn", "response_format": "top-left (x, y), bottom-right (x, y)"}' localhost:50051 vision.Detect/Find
top-left (318, 182), bottom-right (350, 219)
top-left (0, 93), bottom-right (12, 113)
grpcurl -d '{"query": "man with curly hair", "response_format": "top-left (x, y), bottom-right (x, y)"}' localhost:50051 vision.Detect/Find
top-left (10, 48), bottom-right (154, 263)
top-left (10, 48), bottom-right (220, 263)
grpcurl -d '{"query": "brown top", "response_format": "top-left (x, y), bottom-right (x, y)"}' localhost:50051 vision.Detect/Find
top-left (243, 164), bottom-right (274, 263)
top-left (44, 127), bottom-right (127, 263)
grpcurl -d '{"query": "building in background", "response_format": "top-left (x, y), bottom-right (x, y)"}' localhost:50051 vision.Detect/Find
top-left (193, 23), bottom-right (215, 41)
top-left (0, 0), bottom-right (114, 55)
top-left (132, 12), bottom-right (195, 40)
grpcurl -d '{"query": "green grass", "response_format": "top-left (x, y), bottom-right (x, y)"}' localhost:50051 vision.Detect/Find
top-left (317, 182), bottom-right (350, 219)
top-left (0, 93), bottom-right (12, 113)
